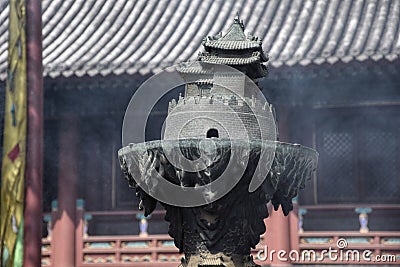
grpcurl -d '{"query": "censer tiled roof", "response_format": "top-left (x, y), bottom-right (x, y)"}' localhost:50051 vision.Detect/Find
top-left (199, 52), bottom-right (263, 65)
top-left (0, 0), bottom-right (399, 80)
top-left (204, 40), bottom-right (262, 50)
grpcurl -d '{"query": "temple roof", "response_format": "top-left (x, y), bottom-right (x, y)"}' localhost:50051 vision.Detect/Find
top-left (0, 0), bottom-right (399, 80)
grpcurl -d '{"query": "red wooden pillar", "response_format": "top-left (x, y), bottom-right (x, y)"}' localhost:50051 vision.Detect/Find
top-left (289, 206), bottom-right (300, 253)
top-left (24, 0), bottom-right (43, 266)
top-left (75, 200), bottom-right (85, 266)
top-left (52, 117), bottom-right (79, 267)
top-left (264, 208), bottom-right (291, 266)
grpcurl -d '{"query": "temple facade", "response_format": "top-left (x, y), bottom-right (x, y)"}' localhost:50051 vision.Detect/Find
top-left (1, 0), bottom-right (400, 266)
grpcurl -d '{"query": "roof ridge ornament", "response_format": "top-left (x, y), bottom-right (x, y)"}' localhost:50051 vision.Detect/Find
top-left (222, 15), bottom-right (246, 41)
top-left (234, 12), bottom-right (245, 30)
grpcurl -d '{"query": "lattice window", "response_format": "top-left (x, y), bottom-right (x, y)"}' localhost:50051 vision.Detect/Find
top-left (315, 107), bottom-right (400, 204)
top-left (360, 131), bottom-right (399, 200)
top-left (318, 131), bottom-right (357, 202)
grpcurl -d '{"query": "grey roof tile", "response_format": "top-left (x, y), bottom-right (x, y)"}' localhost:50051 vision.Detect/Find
top-left (307, 0), bottom-right (340, 59)
top-left (379, 0), bottom-right (400, 54)
top-left (368, 0), bottom-right (391, 55)
top-left (0, 0), bottom-right (399, 80)
top-left (350, 0), bottom-right (378, 56)
top-left (294, 0), bottom-right (327, 61)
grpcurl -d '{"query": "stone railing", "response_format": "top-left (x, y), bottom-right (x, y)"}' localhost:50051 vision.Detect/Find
top-left (289, 204), bottom-right (400, 265)
top-left (41, 203), bottom-right (265, 267)
top-left (78, 234), bottom-right (181, 267)
top-left (41, 202), bottom-right (400, 266)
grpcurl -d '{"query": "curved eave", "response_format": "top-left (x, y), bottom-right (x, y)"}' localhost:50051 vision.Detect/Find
top-left (199, 55), bottom-right (262, 65)
top-left (203, 40), bottom-right (262, 50)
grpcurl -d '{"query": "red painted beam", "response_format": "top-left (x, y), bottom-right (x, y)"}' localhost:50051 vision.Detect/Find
top-left (24, 0), bottom-right (43, 266)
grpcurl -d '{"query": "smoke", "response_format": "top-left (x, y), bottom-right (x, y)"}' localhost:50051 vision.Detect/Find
top-left (261, 59), bottom-right (400, 230)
